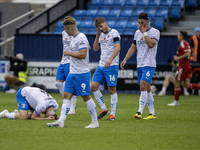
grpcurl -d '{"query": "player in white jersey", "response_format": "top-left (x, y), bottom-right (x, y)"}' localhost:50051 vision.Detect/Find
top-left (55, 19), bottom-right (77, 115)
top-left (120, 12), bottom-right (160, 119)
top-left (47, 16), bottom-right (99, 128)
top-left (91, 17), bottom-right (121, 120)
top-left (0, 86), bottom-right (59, 120)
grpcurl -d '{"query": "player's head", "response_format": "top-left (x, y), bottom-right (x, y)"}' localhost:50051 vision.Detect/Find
top-left (45, 107), bottom-right (58, 120)
top-left (16, 53), bottom-right (24, 60)
top-left (95, 17), bottom-right (109, 33)
top-left (63, 16), bottom-right (77, 36)
top-left (178, 30), bottom-right (187, 41)
top-left (138, 12), bottom-right (149, 28)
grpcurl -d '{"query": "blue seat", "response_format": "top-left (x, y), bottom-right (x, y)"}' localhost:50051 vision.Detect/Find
top-left (113, 0), bottom-right (125, 6)
top-left (171, 0), bottom-right (182, 8)
top-left (54, 26), bottom-right (64, 32)
top-left (126, 20), bottom-right (138, 30)
top-left (155, 8), bottom-right (168, 20)
top-left (145, 8), bottom-right (157, 18)
top-left (108, 8), bottom-right (121, 18)
top-left (122, 29), bottom-right (135, 35)
top-left (80, 19), bottom-right (92, 28)
top-left (119, 8), bottom-right (133, 18)
top-left (137, 0), bottom-right (149, 7)
top-left (56, 21), bottom-right (63, 27)
top-left (106, 19), bottom-right (116, 28)
top-left (87, 29), bottom-right (97, 35)
top-left (73, 10), bottom-right (87, 18)
top-left (170, 7), bottom-right (181, 19)
top-left (124, 0), bottom-right (138, 6)
top-left (115, 19), bottom-right (128, 29)
top-left (102, 0), bottom-right (114, 6)
top-left (153, 18), bottom-right (164, 30)
top-left (160, 0), bottom-right (172, 7)
top-left (85, 9), bottom-right (98, 18)
top-left (96, 9), bottom-right (110, 18)
top-left (148, 0), bottom-right (161, 6)
top-left (75, 18), bottom-right (82, 28)
top-left (90, 20), bottom-right (96, 29)
top-left (187, 0), bottom-right (197, 7)
top-left (132, 8), bottom-right (145, 17)
top-left (90, 0), bottom-right (103, 6)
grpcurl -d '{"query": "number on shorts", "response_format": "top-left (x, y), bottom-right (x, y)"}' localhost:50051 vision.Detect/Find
top-left (81, 83), bottom-right (86, 91)
top-left (109, 75), bottom-right (116, 81)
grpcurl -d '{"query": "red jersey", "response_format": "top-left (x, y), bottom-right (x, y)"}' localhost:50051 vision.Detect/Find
top-left (177, 41), bottom-right (191, 65)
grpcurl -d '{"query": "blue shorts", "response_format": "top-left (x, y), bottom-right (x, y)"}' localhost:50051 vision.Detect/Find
top-left (64, 72), bottom-right (91, 96)
top-left (56, 63), bottom-right (70, 81)
top-left (16, 88), bottom-right (34, 111)
top-left (92, 65), bottom-right (119, 86)
top-left (137, 67), bottom-right (156, 85)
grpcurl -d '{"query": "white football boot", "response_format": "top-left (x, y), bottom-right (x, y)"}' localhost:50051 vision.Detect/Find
top-left (47, 120), bottom-right (64, 128)
top-left (0, 110), bottom-right (9, 119)
top-left (85, 121), bottom-right (99, 128)
top-left (168, 101), bottom-right (179, 106)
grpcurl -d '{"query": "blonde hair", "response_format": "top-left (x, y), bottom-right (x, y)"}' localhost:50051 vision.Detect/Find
top-left (95, 17), bottom-right (106, 27)
top-left (63, 16), bottom-right (76, 26)
top-left (16, 53), bottom-right (24, 60)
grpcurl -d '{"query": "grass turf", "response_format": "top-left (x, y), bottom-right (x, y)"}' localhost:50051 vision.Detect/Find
top-left (0, 92), bottom-right (199, 150)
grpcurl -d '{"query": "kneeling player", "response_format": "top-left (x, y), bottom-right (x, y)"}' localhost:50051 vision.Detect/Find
top-left (0, 86), bottom-right (59, 120)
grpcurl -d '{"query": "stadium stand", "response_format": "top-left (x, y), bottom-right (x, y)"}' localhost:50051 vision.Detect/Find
top-left (50, 0), bottom-right (199, 35)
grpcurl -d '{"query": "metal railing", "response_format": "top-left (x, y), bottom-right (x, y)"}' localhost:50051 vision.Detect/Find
top-left (0, 10), bottom-right (35, 57)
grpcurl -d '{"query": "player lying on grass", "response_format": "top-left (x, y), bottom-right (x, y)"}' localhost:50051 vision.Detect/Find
top-left (0, 86), bottom-right (59, 120)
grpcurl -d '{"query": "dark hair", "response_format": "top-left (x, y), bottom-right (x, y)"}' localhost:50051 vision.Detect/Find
top-left (180, 30), bottom-right (188, 40)
top-left (138, 12), bottom-right (149, 20)
top-left (31, 83), bottom-right (47, 91)
top-left (95, 17), bottom-right (106, 27)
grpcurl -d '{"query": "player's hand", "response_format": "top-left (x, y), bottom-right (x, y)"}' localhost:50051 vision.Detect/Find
top-left (120, 60), bottom-right (127, 69)
top-left (138, 24), bottom-right (146, 33)
top-left (64, 50), bottom-right (70, 56)
top-left (48, 116), bottom-right (55, 120)
top-left (105, 59), bottom-right (112, 68)
top-left (174, 56), bottom-right (178, 61)
top-left (96, 28), bottom-right (101, 36)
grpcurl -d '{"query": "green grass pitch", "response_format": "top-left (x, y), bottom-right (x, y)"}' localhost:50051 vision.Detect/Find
top-left (0, 92), bottom-right (200, 150)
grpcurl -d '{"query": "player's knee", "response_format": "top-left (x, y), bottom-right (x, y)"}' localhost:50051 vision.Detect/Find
top-left (90, 84), bottom-right (97, 92)
top-left (55, 81), bottom-right (62, 88)
top-left (19, 115), bottom-right (29, 120)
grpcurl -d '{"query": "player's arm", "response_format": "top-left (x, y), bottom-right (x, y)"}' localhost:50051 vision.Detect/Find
top-left (143, 36), bottom-right (157, 48)
top-left (93, 28), bottom-right (101, 51)
top-left (64, 48), bottom-right (87, 59)
top-left (105, 38), bottom-right (121, 68)
top-left (31, 111), bottom-right (55, 120)
top-left (120, 43), bottom-right (136, 69)
top-left (174, 52), bottom-right (190, 61)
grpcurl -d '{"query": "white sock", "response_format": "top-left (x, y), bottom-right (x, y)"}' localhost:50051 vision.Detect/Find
top-left (93, 90), bottom-right (107, 111)
top-left (85, 99), bottom-right (98, 122)
top-left (138, 91), bottom-right (148, 114)
top-left (183, 87), bottom-right (188, 93)
top-left (5, 112), bottom-right (15, 119)
top-left (110, 93), bottom-right (118, 117)
top-left (70, 95), bottom-right (77, 112)
top-left (161, 87), bottom-right (167, 93)
top-left (147, 92), bottom-right (155, 115)
top-left (55, 81), bottom-right (64, 96)
top-left (59, 99), bottom-right (71, 122)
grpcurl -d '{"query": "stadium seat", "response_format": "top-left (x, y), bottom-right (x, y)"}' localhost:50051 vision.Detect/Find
top-left (148, 0), bottom-right (161, 6)
top-left (120, 8), bottom-right (133, 18)
top-left (90, 0), bottom-right (103, 6)
top-left (106, 19), bottom-right (116, 28)
top-left (96, 9), bottom-right (110, 18)
top-left (122, 29), bottom-right (135, 35)
top-left (137, 0), bottom-right (149, 7)
top-left (145, 8), bottom-right (157, 18)
top-left (85, 9), bottom-right (98, 18)
top-left (187, 0), bottom-right (197, 7)
top-left (153, 18), bottom-right (165, 30)
top-left (124, 0), bottom-right (138, 7)
top-left (113, 0), bottom-right (125, 6)
top-left (155, 8), bottom-right (169, 20)
top-left (132, 8), bottom-right (145, 17)
top-left (115, 19), bottom-right (128, 29)
top-left (102, 0), bottom-right (114, 6)
top-left (87, 29), bottom-right (97, 35)
top-left (56, 21), bottom-right (63, 27)
top-left (170, 7), bottom-right (181, 19)
top-left (73, 10), bottom-right (87, 18)
top-left (75, 18), bottom-right (82, 28)
top-left (160, 0), bottom-right (173, 7)
top-left (126, 20), bottom-right (138, 31)
top-left (108, 8), bottom-right (121, 18)
top-left (80, 19), bottom-right (92, 28)
top-left (171, 0), bottom-right (182, 8)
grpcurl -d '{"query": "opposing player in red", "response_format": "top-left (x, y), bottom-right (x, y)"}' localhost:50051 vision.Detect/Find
top-left (168, 31), bottom-right (200, 106)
